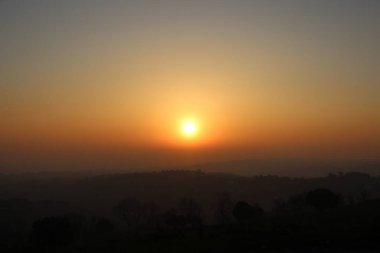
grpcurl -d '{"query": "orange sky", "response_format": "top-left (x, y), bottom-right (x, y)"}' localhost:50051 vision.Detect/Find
top-left (0, 1), bottom-right (379, 172)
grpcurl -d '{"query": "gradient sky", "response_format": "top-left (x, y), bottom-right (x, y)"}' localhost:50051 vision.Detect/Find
top-left (1, 0), bottom-right (379, 172)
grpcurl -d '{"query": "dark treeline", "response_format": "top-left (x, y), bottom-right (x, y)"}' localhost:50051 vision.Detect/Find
top-left (1, 170), bottom-right (380, 252)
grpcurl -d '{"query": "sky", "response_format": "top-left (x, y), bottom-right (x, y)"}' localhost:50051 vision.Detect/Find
top-left (0, 0), bottom-right (379, 172)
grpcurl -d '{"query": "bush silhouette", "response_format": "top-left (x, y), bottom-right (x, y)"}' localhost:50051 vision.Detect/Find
top-left (232, 201), bottom-right (263, 223)
top-left (305, 188), bottom-right (341, 210)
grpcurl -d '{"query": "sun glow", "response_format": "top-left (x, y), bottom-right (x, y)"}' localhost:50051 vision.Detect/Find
top-left (182, 120), bottom-right (197, 137)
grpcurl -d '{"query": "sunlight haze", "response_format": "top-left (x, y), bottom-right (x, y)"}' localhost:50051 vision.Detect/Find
top-left (0, 0), bottom-right (379, 172)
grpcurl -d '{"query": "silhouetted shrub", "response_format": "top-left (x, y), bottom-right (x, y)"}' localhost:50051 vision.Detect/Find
top-left (232, 201), bottom-right (263, 223)
top-left (305, 188), bottom-right (341, 210)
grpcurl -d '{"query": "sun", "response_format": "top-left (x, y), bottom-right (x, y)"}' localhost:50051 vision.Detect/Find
top-left (182, 120), bottom-right (197, 137)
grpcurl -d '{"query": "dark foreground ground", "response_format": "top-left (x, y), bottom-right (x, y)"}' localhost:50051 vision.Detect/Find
top-left (1, 170), bottom-right (380, 252)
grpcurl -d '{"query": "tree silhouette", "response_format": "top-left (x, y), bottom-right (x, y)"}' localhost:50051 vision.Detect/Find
top-left (114, 198), bottom-right (159, 230)
top-left (359, 189), bottom-right (369, 202)
top-left (305, 188), bottom-right (341, 211)
top-left (214, 192), bottom-right (233, 225)
top-left (178, 197), bottom-right (202, 220)
top-left (178, 197), bottom-right (203, 231)
top-left (232, 201), bottom-right (263, 223)
top-left (163, 208), bottom-right (186, 232)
